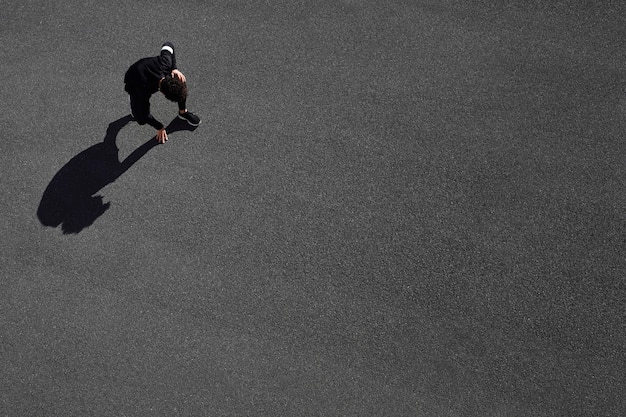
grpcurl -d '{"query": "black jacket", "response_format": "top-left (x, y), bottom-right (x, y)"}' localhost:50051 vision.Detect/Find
top-left (124, 42), bottom-right (177, 129)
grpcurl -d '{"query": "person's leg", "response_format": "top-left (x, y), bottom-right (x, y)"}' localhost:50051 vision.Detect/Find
top-left (129, 94), bottom-right (164, 130)
top-left (176, 97), bottom-right (201, 126)
top-left (129, 94), bottom-right (148, 124)
top-left (177, 98), bottom-right (187, 115)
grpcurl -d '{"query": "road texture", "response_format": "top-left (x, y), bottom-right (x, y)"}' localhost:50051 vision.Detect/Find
top-left (1, 0), bottom-right (625, 416)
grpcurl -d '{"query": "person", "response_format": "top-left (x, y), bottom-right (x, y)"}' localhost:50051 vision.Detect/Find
top-left (124, 41), bottom-right (200, 143)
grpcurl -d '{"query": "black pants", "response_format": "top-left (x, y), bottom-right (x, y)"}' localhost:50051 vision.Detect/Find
top-left (127, 87), bottom-right (186, 130)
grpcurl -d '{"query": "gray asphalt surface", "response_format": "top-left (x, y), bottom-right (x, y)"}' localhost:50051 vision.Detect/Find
top-left (1, 1), bottom-right (625, 416)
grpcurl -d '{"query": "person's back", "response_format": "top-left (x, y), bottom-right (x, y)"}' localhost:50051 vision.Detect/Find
top-left (124, 43), bottom-right (176, 96)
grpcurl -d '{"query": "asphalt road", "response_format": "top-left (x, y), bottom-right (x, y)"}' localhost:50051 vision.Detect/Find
top-left (1, 1), bottom-right (625, 416)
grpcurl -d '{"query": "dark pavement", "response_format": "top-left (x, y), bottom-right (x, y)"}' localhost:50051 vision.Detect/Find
top-left (1, 1), bottom-right (625, 415)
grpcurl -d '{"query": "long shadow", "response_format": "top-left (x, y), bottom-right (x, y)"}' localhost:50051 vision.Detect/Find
top-left (37, 115), bottom-right (197, 234)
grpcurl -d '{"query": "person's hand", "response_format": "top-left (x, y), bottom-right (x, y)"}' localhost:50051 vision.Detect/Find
top-left (172, 69), bottom-right (186, 83)
top-left (156, 128), bottom-right (168, 144)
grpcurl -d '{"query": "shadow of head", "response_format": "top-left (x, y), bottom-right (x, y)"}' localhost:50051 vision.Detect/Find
top-left (36, 141), bottom-right (120, 233)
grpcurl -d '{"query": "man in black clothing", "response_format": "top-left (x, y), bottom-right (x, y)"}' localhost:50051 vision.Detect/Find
top-left (124, 42), bottom-right (200, 143)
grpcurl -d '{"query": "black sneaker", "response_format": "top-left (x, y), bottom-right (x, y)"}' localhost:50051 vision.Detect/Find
top-left (178, 111), bottom-right (201, 127)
